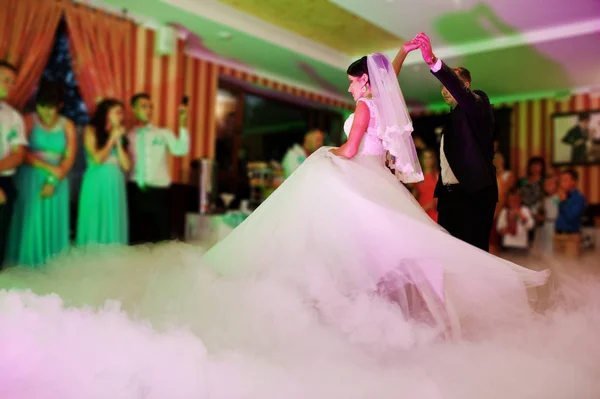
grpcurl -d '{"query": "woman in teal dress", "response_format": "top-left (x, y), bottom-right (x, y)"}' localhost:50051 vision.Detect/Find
top-left (6, 83), bottom-right (77, 267)
top-left (76, 99), bottom-right (130, 246)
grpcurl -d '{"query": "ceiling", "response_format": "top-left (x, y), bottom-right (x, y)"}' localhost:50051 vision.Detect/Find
top-left (96, 0), bottom-right (600, 109)
top-left (218, 0), bottom-right (401, 55)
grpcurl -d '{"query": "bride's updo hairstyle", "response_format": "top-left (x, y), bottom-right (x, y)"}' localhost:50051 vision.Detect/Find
top-left (347, 56), bottom-right (369, 81)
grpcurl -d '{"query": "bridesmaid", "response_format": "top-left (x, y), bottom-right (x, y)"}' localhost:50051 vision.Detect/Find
top-left (76, 99), bottom-right (130, 246)
top-left (6, 82), bottom-right (76, 267)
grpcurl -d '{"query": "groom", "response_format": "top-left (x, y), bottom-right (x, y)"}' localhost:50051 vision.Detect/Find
top-left (410, 33), bottom-right (498, 252)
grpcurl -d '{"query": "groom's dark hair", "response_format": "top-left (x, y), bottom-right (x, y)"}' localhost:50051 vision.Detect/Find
top-left (453, 67), bottom-right (472, 84)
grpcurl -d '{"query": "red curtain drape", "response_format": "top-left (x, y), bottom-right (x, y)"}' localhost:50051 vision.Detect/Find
top-left (64, 2), bottom-right (136, 115)
top-left (0, 0), bottom-right (64, 108)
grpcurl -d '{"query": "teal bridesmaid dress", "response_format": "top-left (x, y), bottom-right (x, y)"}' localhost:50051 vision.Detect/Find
top-left (6, 116), bottom-right (70, 267)
top-left (76, 145), bottom-right (128, 246)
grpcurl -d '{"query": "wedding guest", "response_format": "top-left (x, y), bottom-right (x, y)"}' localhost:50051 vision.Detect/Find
top-left (127, 92), bottom-right (189, 244)
top-left (281, 129), bottom-right (324, 178)
top-left (6, 82), bottom-right (76, 267)
top-left (555, 169), bottom-right (585, 235)
top-left (413, 148), bottom-right (439, 221)
top-left (490, 151), bottom-right (515, 254)
top-left (0, 61), bottom-right (26, 268)
top-left (518, 156), bottom-right (545, 243)
top-left (493, 152), bottom-right (515, 193)
top-left (77, 99), bottom-right (130, 246)
top-left (496, 188), bottom-right (535, 251)
top-left (536, 176), bottom-right (560, 252)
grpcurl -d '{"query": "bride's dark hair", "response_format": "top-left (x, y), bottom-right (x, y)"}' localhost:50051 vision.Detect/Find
top-left (347, 56), bottom-right (369, 81)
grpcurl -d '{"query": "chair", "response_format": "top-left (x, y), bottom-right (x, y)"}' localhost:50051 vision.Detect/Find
top-left (553, 233), bottom-right (582, 257)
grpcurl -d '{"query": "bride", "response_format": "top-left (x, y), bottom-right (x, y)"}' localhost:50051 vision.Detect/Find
top-left (201, 50), bottom-right (549, 339)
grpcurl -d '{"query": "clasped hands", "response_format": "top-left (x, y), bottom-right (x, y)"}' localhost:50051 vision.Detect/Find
top-left (402, 32), bottom-right (437, 66)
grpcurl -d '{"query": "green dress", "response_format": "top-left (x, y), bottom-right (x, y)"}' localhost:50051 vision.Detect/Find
top-left (76, 145), bottom-right (128, 246)
top-left (6, 116), bottom-right (70, 267)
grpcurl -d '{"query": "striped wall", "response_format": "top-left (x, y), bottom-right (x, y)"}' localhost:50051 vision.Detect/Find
top-left (509, 93), bottom-right (600, 204)
top-left (181, 56), bottom-right (219, 183)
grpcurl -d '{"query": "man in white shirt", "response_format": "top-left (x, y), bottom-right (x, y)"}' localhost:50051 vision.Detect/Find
top-left (0, 61), bottom-right (27, 267)
top-left (127, 93), bottom-right (189, 244)
top-left (281, 129), bottom-right (324, 178)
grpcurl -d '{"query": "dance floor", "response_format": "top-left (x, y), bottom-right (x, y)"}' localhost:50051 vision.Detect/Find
top-left (502, 250), bottom-right (599, 310)
top-left (0, 245), bottom-right (598, 398)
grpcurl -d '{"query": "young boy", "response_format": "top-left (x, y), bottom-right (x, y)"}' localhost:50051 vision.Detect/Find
top-left (497, 187), bottom-right (535, 251)
top-left (556, 169), bottom-right (586, 234)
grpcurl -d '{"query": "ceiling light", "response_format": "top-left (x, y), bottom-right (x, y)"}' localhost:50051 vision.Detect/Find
top-left (218, 31), bottom-right (233, 40)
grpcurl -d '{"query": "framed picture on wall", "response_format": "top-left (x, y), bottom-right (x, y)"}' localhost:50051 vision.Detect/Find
top-left (552, 110), bottom-right (600, 165)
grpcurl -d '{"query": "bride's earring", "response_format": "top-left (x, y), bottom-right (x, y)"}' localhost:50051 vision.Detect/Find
top-left (363, 83), bottom-right (371, 97)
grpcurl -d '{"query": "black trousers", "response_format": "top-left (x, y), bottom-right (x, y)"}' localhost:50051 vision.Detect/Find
top-left (437, 184), bottom-right (497, 252)
top-left (128, 183), bottom-right (172, 245)
top-left (0, 176), bottom-right (16, 268)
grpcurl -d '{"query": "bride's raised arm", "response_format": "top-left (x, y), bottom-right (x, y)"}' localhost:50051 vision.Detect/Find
top-left (330, 101), bottom-right (370, 159)
top-left (392, 40), bottom-right (420, 77)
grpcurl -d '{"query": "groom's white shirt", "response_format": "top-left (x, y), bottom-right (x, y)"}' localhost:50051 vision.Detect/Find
top-left (439, 136), bottom-right (459, 185)
top-left (430, 59), bottom-right (460, 185)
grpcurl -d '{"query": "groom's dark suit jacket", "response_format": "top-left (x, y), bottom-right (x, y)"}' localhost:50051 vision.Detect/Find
top-left (431, 62), bottom-right (498, 200)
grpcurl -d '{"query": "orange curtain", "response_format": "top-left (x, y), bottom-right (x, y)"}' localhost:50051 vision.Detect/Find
top-left (64, 2), bottom-right (135, 115)
top-left (0, 0), bottom-right (64, 108)
top-left (181, 55), bottom-right (219, 182)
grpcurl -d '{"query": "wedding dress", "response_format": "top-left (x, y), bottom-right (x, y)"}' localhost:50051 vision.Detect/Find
top-left (203, 96), bottom-right (549, 340)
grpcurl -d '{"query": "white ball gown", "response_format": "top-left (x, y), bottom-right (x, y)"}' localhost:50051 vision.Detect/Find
top-left (3, 98), bottom-right (600, 399)
top-left (203, 97), bottom-right (548, 335)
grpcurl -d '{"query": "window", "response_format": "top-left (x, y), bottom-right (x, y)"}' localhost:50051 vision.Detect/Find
top-left (241, 93), bottom-right (310, 162)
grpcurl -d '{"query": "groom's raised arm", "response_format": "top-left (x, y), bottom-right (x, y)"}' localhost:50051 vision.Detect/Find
top-left (414, 32), bottom-right (482, 112)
